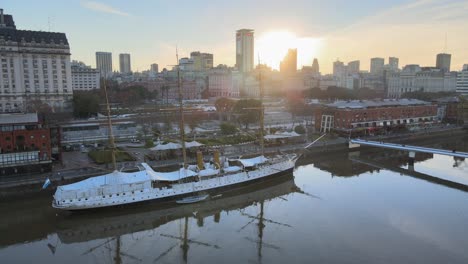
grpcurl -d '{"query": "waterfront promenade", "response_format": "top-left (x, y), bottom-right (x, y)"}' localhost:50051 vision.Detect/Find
top-left (0, 126), bottom-right (465, 195)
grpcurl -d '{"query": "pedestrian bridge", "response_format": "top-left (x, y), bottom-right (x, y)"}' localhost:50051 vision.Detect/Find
top-left (349, 139), bottom-right (468, 159)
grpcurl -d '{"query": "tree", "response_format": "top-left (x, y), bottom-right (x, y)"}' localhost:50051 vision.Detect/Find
top-left (294, 125), bottom-right (306, 134)
top-left (187, 110), bottom-right (203, 134)
top-left (401, 91), bottom-right (457, 101)
top-left (73, 91), bottom-right (101, 118)
top-left (201, 88), bottom-right (210, 99)
top-left (287, 97), bottom-right (308, 117)
top-left (355, 87), bottom-right (380, 99)
top-left (113, 85), bottom-right (158, 107)
top-left (215, 97), bottom-right (236, 112)
top-left (215, 97), bottom-right (236, 121)
top-left (220, 122), bottom-right (238, 135)
top-left (327, 86), bottom-right (355, 100)
top-left (26, 99), bottom-right (52, 114)
top-left (234, 99), bottom-right (262, 129)
top-left (305, 87), bottom-right (324, 99)
top-left (152, 127), bottom-right (161, 139)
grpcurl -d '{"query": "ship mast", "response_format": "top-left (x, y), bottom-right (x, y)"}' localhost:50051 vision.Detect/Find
top-left (258, 60), bottom-right (265, 157)
top-left (103, 77), bottom-right (117, 171)
top-left (176, 48), bottom-right (187, 168)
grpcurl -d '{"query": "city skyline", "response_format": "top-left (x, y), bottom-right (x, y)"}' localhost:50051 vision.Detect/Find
top-left (3, 0), bottom-right (468, 73)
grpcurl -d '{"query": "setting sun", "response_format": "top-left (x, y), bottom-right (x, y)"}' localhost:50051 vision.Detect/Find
top-left (255, 31), bottom-right (322, 70)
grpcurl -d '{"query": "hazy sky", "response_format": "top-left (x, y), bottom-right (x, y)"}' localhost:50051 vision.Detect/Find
top-left (3, 0), bottom-right (468, 73)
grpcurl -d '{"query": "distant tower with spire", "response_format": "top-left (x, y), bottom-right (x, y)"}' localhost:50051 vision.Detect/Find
top-left (312, 58), bottom-right (319, 74)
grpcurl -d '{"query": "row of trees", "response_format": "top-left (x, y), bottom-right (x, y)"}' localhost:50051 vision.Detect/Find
top-left (305, 86), bottom-right (458, 102)
top-left (401, 91), bottom-right (457, 101)
top-left (304, 86), bottom-right (383, 100)
top-left (72, 84), bottom-right (159, 118)
top-left (215, 98), bottom-right (262, 129)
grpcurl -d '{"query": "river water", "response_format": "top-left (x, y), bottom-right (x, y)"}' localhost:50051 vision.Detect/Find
top-left (1, 135), bottom-right (468, 263)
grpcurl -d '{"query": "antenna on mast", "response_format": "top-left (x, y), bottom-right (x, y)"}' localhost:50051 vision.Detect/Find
top-left (103, 74), bottom-right (117, 171)
top-left (176, 45), bottom-right (187, 169)
top-left (444, 32), bottom-right (447, 53)
top-left (258, 53), bottom-right (265, 157)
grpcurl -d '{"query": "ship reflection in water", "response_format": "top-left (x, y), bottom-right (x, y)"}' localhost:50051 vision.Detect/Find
top-left (1, 137), bottom-right (468, 263)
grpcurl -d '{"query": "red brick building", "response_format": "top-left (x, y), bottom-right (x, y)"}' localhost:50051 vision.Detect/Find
top-left (0, 113), bottom-right (52, 174)
top-left (315, 99), bottom-right (438, 135)
top-left (434, 97), bottom-right (460, 122)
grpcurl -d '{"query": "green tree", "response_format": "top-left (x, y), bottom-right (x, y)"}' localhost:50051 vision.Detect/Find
top-left (234, 99), bottom-right (262, 129)
top-left (73, 91), bottom-right (101, 118)
top-left (294, 125), bottom-right (306, 134)
top-left (215, 97), bottom-right (236, 121)
top-left (401, 91), bottom-right (457, 101)
top-left (327, 86), bottom-right (355, 100)
top-left (220, 122), bottom-right (238, 135)
top-left (355, 87), bottom-right (380, 99)
top-left (187, 110), bottom-right (204, 133)
top-left (305, 87), bottom-right (324, 99)
top-left (201, 88), bottom-right (210, 99)
top-left (215, 97), bottom-right (236, 112)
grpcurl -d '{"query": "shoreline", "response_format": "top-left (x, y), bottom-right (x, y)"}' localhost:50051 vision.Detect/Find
top-left (0, 126), bottom-right (466, 199)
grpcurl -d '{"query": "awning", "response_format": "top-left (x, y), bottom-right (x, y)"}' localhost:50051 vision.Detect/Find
top-left (141, 163), bottom-right (198, 181)
top-left (150, 142), bottom-right (182, 151)
top-left (185, 141), bottom-right (204, 148)
top-left (150, 141), bottom-right (204, 151)
top-left (237, 156), bottom-right (268, 167)
top-left (264, 131), bottom-right (301, 140)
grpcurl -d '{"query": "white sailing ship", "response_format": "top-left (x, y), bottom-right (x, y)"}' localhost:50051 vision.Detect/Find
top-left (52, 54), bottom-right (298, 211)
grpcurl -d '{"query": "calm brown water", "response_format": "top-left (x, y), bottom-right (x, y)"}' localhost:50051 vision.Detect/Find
top-left (1, 135), bottom-right (468, 264)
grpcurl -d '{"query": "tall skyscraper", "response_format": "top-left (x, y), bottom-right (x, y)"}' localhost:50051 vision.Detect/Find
top-left (0, 9), bottom-right (73, 112)
top-left (119, 53), bottom-right (131, 74)
top-left (347, 60), bottom-right (360, 74)
top-left (280, 49), bottom-right (297, 75)
top-left (333, 60), bottom-right (345, 77)
top-left (236, 29), bottom-right (254, 73)
top-left (95, 52), bottom-right (112, 77)
top-left (311, 58), bottom-right (320, 73)
top-left (370, 57), bottom-right (385, 75)
top-left (389, 57), bottom-right (399, 71)
top-left (436, 53), bottom-right (451, 72)
top-left (150, 63), bottom-right (159, 73)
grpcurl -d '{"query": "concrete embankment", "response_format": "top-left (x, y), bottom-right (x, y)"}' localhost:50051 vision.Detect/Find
top-left (1, 127), bottom-right (465, 198)
top-left (0, 171), bottom-right (104, 200)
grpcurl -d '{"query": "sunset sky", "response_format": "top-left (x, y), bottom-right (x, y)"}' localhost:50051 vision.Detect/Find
top-left (3, 0), bottom-right (468, 73)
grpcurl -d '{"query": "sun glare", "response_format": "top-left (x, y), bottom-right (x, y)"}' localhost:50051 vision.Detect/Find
top-left (255, 31), bottom-right (321, 70)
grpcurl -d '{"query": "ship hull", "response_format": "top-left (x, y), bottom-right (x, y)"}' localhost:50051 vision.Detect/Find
top-left (53, 162), bottom-right (295, 211)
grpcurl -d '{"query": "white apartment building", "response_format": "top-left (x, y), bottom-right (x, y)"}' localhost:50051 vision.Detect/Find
top-left (0, 9), bottom-right (72, 113)
top-left (457, 64), bottom-right (468, 95)
top-left (208, 67), bottom-right (240, 98)
top-left (71, 61), bottom-right (100, 91)
top-left (179, 57), bottom-right (195, 71)
top-left (387, 65), bottom-right (457, 98)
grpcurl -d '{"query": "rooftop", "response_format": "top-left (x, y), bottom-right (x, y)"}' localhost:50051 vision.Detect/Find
top-left (0, 113), bottom-right (38, 125)
top-left (0, 12), bottom-right (68, 45)
top-left (326, 99), bottom-right (431, 109)
top-left (0, 29), bottom-right (69, 45)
